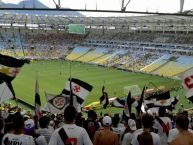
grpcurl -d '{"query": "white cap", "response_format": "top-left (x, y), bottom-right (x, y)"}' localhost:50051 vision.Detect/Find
top-left (102, 116), bottom-right (112, 126)
top-left (24, 119), bottom-right (35, 130)
top-left (128, 119), bottom-right (137, 131)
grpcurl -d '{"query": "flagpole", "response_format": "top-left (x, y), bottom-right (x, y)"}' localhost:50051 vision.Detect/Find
top-left (35, 71), bottom-right (38, 115)
top-left (69, 61), bottom-right (73, 106)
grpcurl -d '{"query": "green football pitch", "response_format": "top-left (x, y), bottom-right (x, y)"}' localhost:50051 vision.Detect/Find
top-left (11, 60), bottom-right (191, 114)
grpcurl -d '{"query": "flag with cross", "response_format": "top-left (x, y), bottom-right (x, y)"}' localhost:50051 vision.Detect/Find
top-left (61, 78), bottom-right (93, 112)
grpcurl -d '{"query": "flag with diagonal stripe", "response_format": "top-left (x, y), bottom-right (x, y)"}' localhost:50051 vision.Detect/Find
top-left (61, 78), bottom-right (93, 112)
top-left (35, 77), bottom-right (42, 117)
top-left (0, 54), bottom-right (29, 101)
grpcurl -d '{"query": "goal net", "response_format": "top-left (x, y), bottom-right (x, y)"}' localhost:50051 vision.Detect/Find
top-left (124, 85), bottom-right (142, 96)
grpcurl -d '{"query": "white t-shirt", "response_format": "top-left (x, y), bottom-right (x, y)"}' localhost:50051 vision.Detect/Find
top-left (168, 128), bottom-right (193, 143)
top-left (2, 133), bottom-right (35, 145)
top-left (111, 126), bottom-right (125, 145)
top-left (153, 117), bottom-right (172, 145)
top-left (35, 135), bottom-right (47, 145)
top-left (122, 132), bottom-right (134, 145)
top-left (48, 124), bottom-right (92, 145)
top-left (36, 128), bottom-right (52, 143)
top-left (131, 130), bottom-right (161, 145)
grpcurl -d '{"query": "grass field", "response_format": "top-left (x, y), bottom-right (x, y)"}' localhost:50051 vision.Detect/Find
top-left (11, 60), bottom-right (190, 114)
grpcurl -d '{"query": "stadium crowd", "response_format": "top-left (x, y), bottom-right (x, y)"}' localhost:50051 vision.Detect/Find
top-left (0, 103), bottom-right (193, 145)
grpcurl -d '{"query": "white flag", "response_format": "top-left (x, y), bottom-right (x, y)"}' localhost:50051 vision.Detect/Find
top-left (45, 92), bottom-right (81, 114)
top-left (181, 68), bottom-right (193, 102)
top-left (0, 82), bottom-right (14, 102)
top-left (63, 78), bottom-right (93, 103)
top-left (45, 92), bottom-right (69, 114)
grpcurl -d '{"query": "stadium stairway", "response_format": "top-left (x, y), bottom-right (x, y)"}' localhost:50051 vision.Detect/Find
top-left (172, 66), bottom-right (193, 78)
top-left (74, 48), bottom-right (94, 61)
top-left (141, 55), bottom-right (172, 73)
top-left (66, 47), bottom-right (90, 61)
top-left (89, 51), bottom-right (112, 63)
top-left (150, 56), bottom-right (177, 74)
top-left (77, 48), bottom-right (108, 63)
top-left (94, 54), bottom-right (113, 65)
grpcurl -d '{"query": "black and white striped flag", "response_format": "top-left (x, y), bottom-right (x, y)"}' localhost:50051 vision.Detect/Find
top-left (100, 86), bottom-right (109, 109)
top-left (35, 77), bottom-right (42, 117)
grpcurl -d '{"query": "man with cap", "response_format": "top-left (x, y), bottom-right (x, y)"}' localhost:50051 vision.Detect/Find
top-left (24, 119), bottom-right (47, 145)
top-left (122, 119), bottom-right (137, 145)
top-left (93, 116), bottom-right (119, 145)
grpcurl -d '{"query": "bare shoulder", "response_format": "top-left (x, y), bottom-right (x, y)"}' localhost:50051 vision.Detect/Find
top-left (170, 138), bottom-right (181, 145)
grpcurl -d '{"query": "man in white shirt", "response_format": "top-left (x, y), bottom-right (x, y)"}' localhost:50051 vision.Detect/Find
top-left (153, 107), bottom-right (172, 145)
top-left (36, 115), bottom-right (52, 143)
top-left (48, 105), bottom-right (92, 145)
top-left (2, 112), bottom-right (35, 145)
top-left (131, 113), bottom-right (161, 145)
top-left (122, 119), bottom-right (137, 145)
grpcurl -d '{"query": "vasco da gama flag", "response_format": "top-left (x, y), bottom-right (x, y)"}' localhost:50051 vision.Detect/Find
top-left (0, 54), bottom-right (29, 82)
top-left (45, 92), bottom-right (70, 114)
top-left (144, 91), bottom-right (179, 111)
top-left (181, 68), bottom-right (193, 102)
top-left (0, 54), bottom-right (29, 100)
top-left (111, 97), bottom-right (125, 108)
top-left (61, 78), bottom-right (93, 111)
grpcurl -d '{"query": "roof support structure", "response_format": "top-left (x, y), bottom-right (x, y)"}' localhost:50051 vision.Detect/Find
top-left (180, 0), bottom-right (184, 13)
top-left (53, 0), bottom-right (61, 9)
top-left (121, 0), bottom-right (131, 11)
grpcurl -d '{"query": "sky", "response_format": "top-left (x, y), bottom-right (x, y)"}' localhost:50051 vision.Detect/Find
top-left (1, 0), bottom-right (193, 16)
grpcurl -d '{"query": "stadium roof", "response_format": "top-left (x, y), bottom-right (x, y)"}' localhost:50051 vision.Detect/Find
top-left (0, 12), bottom-right (193, 32)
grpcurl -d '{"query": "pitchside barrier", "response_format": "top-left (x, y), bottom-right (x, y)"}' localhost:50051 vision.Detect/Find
top-left (124, 85), bottom-right (142, 97)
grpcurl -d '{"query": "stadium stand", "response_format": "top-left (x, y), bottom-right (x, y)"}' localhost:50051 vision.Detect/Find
top-left (66, 47), bottom-right (91, 60)
top-left (2, 5), bottom-right (193, 145)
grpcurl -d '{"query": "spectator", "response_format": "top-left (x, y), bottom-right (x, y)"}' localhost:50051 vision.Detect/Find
top-left (170, 114), bottom-right (193, 145)
top-left (122, 119), bottom-right (137, 145)
top-left (111, 114), bottom-right (125, 144)
top-left (48, 105), bottom-right (92, 145)
top-left (0, 118), bottom-right (4, 144)
top-left (168, 111), bottom-right (193, 144)
top-left (36, 115), bottom-right (52, 144)
top-left (2, 112), bottom-right (35, 145)
top-left (93, 116), bottom-right (119, 145)
top-left (83, 110), bottom-right (99, 141)
top-left (24, 119), bottom-right (47, 145)
top-left (131, 113), bottom-right (161, 145)
top-left (153, 107), bottom-right (172, 145)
